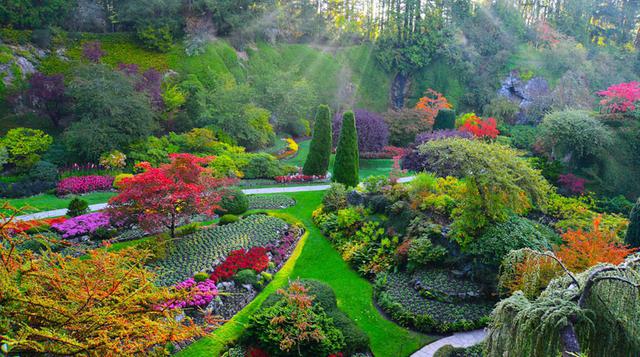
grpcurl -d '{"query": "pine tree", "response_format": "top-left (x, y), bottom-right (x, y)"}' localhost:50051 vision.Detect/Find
top-left (433, 108), bottom-right (456, 130)
top-left (303, 105), bottom-right (332, 176)
top-left (332, 111), bottom-right (359, 187)
top-left (625, 198), bottom-right (640, 248)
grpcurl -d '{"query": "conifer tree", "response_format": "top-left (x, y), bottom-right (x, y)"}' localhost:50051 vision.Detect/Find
top-left (303, 105), bottom-right (332, 176)
top-left (625, 198), bottom-right (640, 248)
top-left (332, 111), bottom-right (359, 187)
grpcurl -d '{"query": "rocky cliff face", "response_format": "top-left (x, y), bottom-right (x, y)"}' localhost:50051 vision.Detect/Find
top-left (0, 42), bottom-right (66, 89)
top-left (498, 70), bottom-right (550, 124)
top-left (390, 72), bottom-right (411, 110)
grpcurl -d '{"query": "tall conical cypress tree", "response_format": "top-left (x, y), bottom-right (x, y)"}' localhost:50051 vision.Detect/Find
top-left (303, 105), bottom-right (332, 176)
top-left (332, 111), bottom-right (359, 187)
top-left (625, 198), bottom-right (640, 248)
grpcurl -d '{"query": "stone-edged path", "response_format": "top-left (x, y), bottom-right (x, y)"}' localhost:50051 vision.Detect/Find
top-left (411, 329), bottom-right (486, 357)
top-left (14, 176), bottom-right (416, 221)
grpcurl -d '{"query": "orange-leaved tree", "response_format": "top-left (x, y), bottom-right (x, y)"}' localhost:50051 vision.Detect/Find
top-left (0, 202), bottom-right (211, 356)
top-left (415, 89), bottom-right (452, 127)
top-left (555, 216), bottom-right (636, 272)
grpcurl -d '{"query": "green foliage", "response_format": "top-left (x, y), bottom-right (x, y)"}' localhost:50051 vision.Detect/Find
top-left (467, 216), bottom-right (557, 268)
top-left (150, 215), bottom-right (287, 286)
top-left (136, 24), bottom-right (174, 52)
top-left (245, 281), bottom-right (345, 356)
top-left (537, 110), bottom-right (612, 163)
top-left (0, 1), bottom-right (72, 29)
top-left (248, 195), bottom-right (296, 210)
top-left (303, 105), bottom-right (332, 176)
top-left (217, 188), bottom-right (249, 215)
top-left (333, 111), bottom-right (359, 187)
top-left (433, 109), bottom-right (456, 130)
top-left (239, 153), bottom-right (287, 179)
top-left (322, 184), bottom-right (348, 212)
top-left (407, 238), bottom-right (448, 267)
top-left (505, 125), bottom-right (539, 150)
top-left (625, 198), bottom-right (640, 248)
top-left (67, 197), bottom-right (89, 217)
top-left (175, 223), bottom-right (200, 237)
top-left (360, 175), bottom-right (391, 195)
top-left (219, 214), bottom-right (239, 226)
top-left (64, 64), bottom-right (156, 162)
top-left (136, 233), bottom-right (174, 263)
top-left (194, 272), bottom-right (209, 282)
top-left (2, 128), bottom-right (53, 172)
top-left (233, 269), bottom-right (258, 286)
top-left (483, 97), bottom-right (519, 124)
top-left (0, 145), bottom-right (7, 171)
top-left (28, 161), bottom-right (58, 182)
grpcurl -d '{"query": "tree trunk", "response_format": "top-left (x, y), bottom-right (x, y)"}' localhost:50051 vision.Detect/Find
top-left (560, 322), bottom-right (581, 357)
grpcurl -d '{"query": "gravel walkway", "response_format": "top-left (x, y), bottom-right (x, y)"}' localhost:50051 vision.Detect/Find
top-left (411, 329), bottom-right (486, 357)
top-left (14, 176), bottom-right (415, 221)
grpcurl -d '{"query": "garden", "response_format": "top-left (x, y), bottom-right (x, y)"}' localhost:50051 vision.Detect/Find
top-left (2, 1), bottom-right (640, 357)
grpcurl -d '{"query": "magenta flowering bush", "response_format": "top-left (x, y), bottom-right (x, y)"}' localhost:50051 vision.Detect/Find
top-left (51, 212), bottom-right (111, 239)
top-left (163, 278), bottom-right (219, 309)
top-left (57, 175), bottom-right (114, 195)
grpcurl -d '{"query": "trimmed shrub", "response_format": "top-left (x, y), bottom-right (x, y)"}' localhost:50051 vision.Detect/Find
top-left (29, 161), bottom-right (58, 182)
top-left (194, 272), bottom-right (209, 282)
top-left (303, 105), bottom-right (332, 176)
top-left (219, 214), bottom-right (239, 225)
top-left (626, 198), bottom-right (640, 248)
top-left (322, 183), bottom-right (348, 212)
top-left (216, 188), bottom-right (249, 215)
top-left (175, 222), bottom-right (199, 237)
top-left (433, 109), bottom-right (456, 130)
top-left (241, 153), bottom-right (285, 179)
top-left (408, 238), bottom-right (448, 268)
top-left (333, 111), bottom-right (359, 187)
top-left (233, 269), bottom-right (258, 286)
top-left (67, 198), bottom-right (89, 217)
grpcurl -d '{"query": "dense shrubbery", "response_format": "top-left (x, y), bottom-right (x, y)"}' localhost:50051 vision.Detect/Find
top-left (216, 188), bottom-right (249, 215)
top-left (333, 109), bottom-right (389, 153)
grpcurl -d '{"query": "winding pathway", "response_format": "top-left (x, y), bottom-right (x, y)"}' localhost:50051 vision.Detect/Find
top-left (411, 329), bottom-right (486, 357)
top-left (14, 177), bottom-right (415, 221)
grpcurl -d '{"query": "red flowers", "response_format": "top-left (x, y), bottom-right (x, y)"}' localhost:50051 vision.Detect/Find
top-left (597, 81), bottom-right (640, 114)
top-left (275, 174), bottom-right (326, 184)
top-left (458, 115), bottom-right (500, 139)
top-left (210, 247), bottom-right (269, 282)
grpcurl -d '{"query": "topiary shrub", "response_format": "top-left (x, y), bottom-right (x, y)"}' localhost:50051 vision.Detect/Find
top-left (216, 188), bottom-right (249, 215)
top-left (333, 111), bottom-right (359, 187)
top-left (322, 183), bottom-right (348, 212)
top-left (67, 197), bottom-right (89, 217)
top-left (433, 109), bottom-right (456, 130)
top-left (626, 198), bottom-right (640, 248)
top-left (219, 214), bottom-right (239, 225)
top-left (303, 105), bottom-right (332, 176)
top-left (194, 272), bottom-right (209, 282)
top-left (233, 269), bottom-right (258, 286)
top-left (29, 161), bottom-right (58, 182)
top-left (175, 222), bottom-right (199, 237)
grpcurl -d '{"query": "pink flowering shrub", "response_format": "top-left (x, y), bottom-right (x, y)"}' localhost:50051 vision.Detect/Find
top-left (51, 212), bottom-right (111, 238)
top-left (163, 278), bottom-right (219, 309)
top-left (597, 81), bottom-right (640, 114)
top-left (57, 175), bottom-right (114, 195)
top-left (275, 173), bottom-right (327, 184)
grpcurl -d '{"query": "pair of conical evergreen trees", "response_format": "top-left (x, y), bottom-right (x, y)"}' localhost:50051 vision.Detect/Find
top-left (302, 105), bottom-right (359, 187)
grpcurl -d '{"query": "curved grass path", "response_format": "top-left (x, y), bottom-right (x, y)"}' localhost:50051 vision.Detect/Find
top-left (177, 191), bottom-right (436, 357)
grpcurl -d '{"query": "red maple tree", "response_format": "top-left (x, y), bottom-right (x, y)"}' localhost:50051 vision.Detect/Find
top-left (555, 216), bottom-right (636, 273)
top-left (597, 81), bottom-right (640, 114)
top-left (109, 154), bottom-right (233, 237)
top-left (415, 89), bottom-right (452, 126)
top-left (458, 114), bottom-right (500, 139)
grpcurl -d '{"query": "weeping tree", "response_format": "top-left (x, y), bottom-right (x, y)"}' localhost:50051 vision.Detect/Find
top-left (487, 250), bottom-right (640, 357)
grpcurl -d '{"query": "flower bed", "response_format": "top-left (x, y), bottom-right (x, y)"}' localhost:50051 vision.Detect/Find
top-left (150, 214), bottom-right (288, 286)
top-left (56, 175), bottom-right (114, 196)
top-left (210, 247), bottom-right (270, 282)
top-left (374, 271), bottom-right (493, 333)
top-left (274, 173), bottom-right (327, 184)
top-left (51, 212), bottom-right (111, 239)
top-left (360, 146), bottom-right (409, 159)
top-left (248, 195), bottom-right (296, 210)
top-left (162, 278), bottom-right (219, 309)
top-left (274, 138), bottom-right (299, 160)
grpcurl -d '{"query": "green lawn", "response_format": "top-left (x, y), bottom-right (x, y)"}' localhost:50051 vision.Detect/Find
top-left (179, 191), bottom-right (436, 357)
top-left (2, 191), bottom-right (116, 214)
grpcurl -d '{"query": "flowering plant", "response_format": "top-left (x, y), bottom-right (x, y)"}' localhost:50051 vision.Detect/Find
top-left (266, 231), bottom-right (299, 266)
top-left (457, 114), bottom-right (499, 139)
top-left (210, 247), bottom-right (269, 282)
top-left (275, 138), bottom-right (299, 159)
top-left (275, 173), bottom-right (327, 184)
top-left (56, 175), bottom-right (114, 195)
top-left (51, 212), bottom-right (111, 239)
top-left (6, 217), bottom-right (67, 235)
top-left (99, 150), bottom-right (127, 170)
top-left (162, 278), bottom-right (218, 309)
top-left (597, 81), bottom-right (640, 114)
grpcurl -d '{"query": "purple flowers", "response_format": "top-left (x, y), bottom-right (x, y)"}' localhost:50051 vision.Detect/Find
top-left (57, 175), bottom-right (114, 195)
top-left (163, 278), bottom-right (219, 309)
top-left (415, 129), bottom-right (473, 145)
top-left (52, 212), bottom-right (111, 239)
